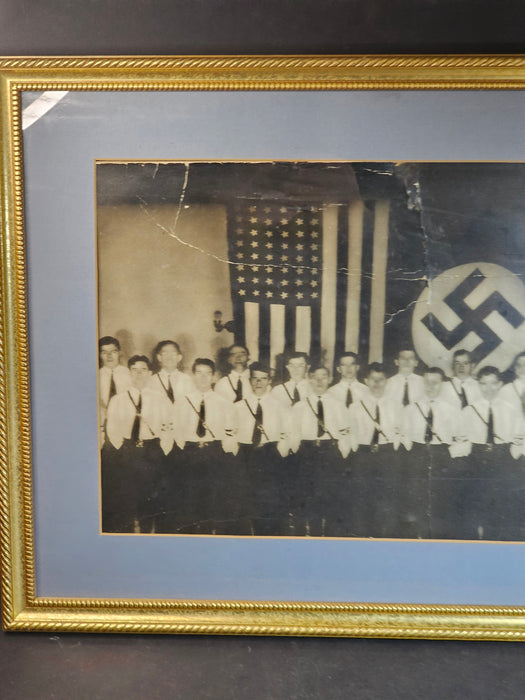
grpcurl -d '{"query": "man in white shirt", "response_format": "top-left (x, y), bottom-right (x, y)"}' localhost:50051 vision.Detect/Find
top-left (271, 351), bottom-right (311, 410)
top-left (172, 358), bottom-right (236, 534)
top-left (441, 349), bottom-right (481, 409)
top-left (98, 336), bottom-right (131, 446)
top-left (234, 362), bottom-right (291, 535)
top-left (348, 362), bottom-right (402, 538)
top-left (401, 367), bottom-right (462, 539)
top-left (149, 339), bottom-right (194, 404)
top-left (327, 352), bottom-right (368, 408)
top-left (214, 344), bottom-right (252, 403)
top-left (291, 366), bottom-right (351, 537)
top-left (498, 351), bottom-right (525, 415)
top-left (384, 348), bottom-right (424, 407)
top-left (105, 355), bottom-right (173, 534)
top-left (460, 365), bottom-right (523, 540)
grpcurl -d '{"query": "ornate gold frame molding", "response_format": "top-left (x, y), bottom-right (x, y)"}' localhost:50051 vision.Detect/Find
top-left (2, 55), bottom-right (525, 638)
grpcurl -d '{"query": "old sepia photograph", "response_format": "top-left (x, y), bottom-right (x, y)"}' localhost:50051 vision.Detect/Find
top-left (96, 160), bottom-right (525, 540)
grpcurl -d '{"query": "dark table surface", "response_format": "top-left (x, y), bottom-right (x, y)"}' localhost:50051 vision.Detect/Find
top-left (2, 1), bottom-right (525, 697)
top-left (3, 630), bottom-right (525, 700)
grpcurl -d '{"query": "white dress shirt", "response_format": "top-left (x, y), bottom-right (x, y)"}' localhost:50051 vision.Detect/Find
top-left (99, 364), bottom-right (131, 409)
top-left (214, 369), bottom-right (252, 403)
top-left (385, 373), bottom-right (425, 406)
top-left (498, 380), bottom-right (525, 412)
top-left (149, 369), bottom-right (194, 402)
top-left (327, 379), bottom-right (368, 407)
top-left (440, 376), bottom-right (482, 409)
top-left (291, 393), bottom-right (351, 457)
top-left (233, 394), bottom-right (291, 457)
top-left (460, 397), bottom-right (520, 445)
top-left (271, 379), bottom-right (311, 409)
top-left (106, 387), bottom-right (174, 454)
top-left (349, 395), bottom-right (401, 450)
top-left (174, 389), bottom-right (236, 452)
top-left (402, 396), bottom-right (461, 448)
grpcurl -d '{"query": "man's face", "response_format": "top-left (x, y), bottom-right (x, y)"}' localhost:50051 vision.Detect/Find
top-left (229, 346), bottom-right (249, 372)
top-left (453, 353), bottom-right (473, 380)
top-left (515, 356), bottom-right (525, 379)
top-left (479, 373), bottom-right (502, 402)
top-left (193, 364), bottom-right (214, 393)
top-left (365, 371), bottom-right (387, 398)
top-left (157, 344), bottom-right (182, 373)
top-left (310, 369), bottom-right (330, 395)
top-left (395, 350), bottom-right (418, 375)
top-left (287, 357), bottom-right (308, 383)
top-left (100, 343), bottom-right (120, 369)
top-left (130, 362), bottom-right (151, 390)
top-left (250, 370), bottom-right (270, 397)
top-left (338, 356), bottom-right (359, 381)
top-left (424, 372), bottom-right (443, 400)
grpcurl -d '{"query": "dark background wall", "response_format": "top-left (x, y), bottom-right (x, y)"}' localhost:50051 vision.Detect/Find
top-left (2, 2), bottom-right (525, 698)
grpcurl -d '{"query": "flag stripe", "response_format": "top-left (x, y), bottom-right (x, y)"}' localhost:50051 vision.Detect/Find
top-left (321, 205), bottom-right (338, 371)
top-left (232, 295), bottom-right (246, 347)
top-left (310, 304), bottom-right (321, 364)
top-left (296, 306), bottom-right (312, 354)
top-left (259, 303), bottom-right (271, 365)
top-left (334, 205), bottom-right (349, 366)
top-left (369, 200), bottom-right (390, 362)
top-left (270, 303), bottom-right (285, 370)
top-left (284, 305), bottom-right (296, 355)
top-left (345, 200), bottom-right (365, 353)
top-left (244, 301), bottom-right (260, 361)
top-left (359, 201), bottom-right (375, 362)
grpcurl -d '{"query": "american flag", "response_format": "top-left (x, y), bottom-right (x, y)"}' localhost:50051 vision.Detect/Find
top-left (228, 197), bottom-right (391, 372)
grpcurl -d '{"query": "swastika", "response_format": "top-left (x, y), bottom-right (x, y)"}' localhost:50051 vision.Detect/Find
top-left (421, 268), bottom-right (525, 363)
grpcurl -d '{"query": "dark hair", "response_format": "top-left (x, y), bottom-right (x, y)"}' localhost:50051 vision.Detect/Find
top-left (192, 358), bottom-right (215, 373)
top-left (453, 349), bottom-right (472, 362)
top-left (424, 366), bottom-right (445, 379)
top-left (228, 344), bottom-right (249, 355)
top-left (336, 352), bottom-right (359, 365)
top-left (365, 362), bottom-right (386, 377)
top-left (477, 365), bottom-right (501, 381)
top-left (396, 347), bottom-right (417, 358)
top-left (513, 352), bottom-right (525, 371)
top-left (249, 361), bottom-right (271, 377)
top-left (309, 365), bottom-right (330, 375)
top-left (99, 336), bottom-right (120, 351)
top-left (154, 340), bottom-right (182, 356)
top-left (128, 354), bottom-right (151, 370)
top-left (285, 351), bottom-right (309, 364)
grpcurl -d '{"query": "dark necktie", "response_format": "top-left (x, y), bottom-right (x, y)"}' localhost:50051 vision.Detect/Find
top-left (196, 397), bottom-right (206, 438)
top-left (166, 375), bottom-right (175, 403)
top-left (108, 371), bottom-right (116, 403)
top-left (317, 398), bottom-right (325, 438)
top-left (292, 385), bottom-right (300, 405)
top-left (252, 400), bottom-right (263, 445)
top-left (458, 382), bottom-right (467, 409)
top-left (346, 387), bottom-right (353, 408)
top-left (234, 377), bottom-right (243, 402)
top-left (371, 404), bottom-right (380, 445)
top-left (424, 404), bottom-right (433, 444)
top-left (130, 393), bottom-right (142, 443)
top-left (402, 379), bottom-right (410, 407)
top-left (487, 406), bottom-right (495, 444)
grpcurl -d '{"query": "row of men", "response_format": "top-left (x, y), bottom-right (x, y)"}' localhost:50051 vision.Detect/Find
top-left (99, 336), bottom-right (525, 452)
top-left (99, 336), bottom-right (525, 540)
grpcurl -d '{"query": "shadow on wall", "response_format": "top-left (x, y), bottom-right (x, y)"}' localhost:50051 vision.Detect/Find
top-left (113, 327), bottom-right (232, 375)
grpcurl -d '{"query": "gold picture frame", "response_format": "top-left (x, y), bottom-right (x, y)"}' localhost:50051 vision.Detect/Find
top-left (3, 54), bottom-right (525, 638)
